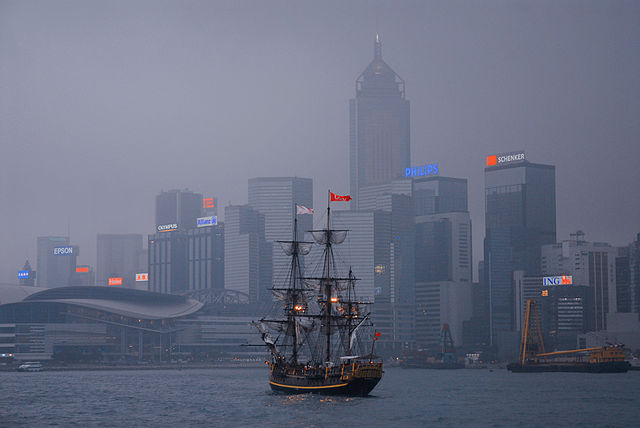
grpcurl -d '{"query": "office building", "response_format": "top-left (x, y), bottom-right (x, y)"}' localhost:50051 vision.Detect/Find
top-left (350, 35), bottom-right (410, 209)
top-left (96, 234), bottom-right (144, 288)
top-left (148, 230), bottom-right (188, 294)
top-left (541, 231), bottom-right (617, 331)
top-left (414, 176), bottom-right (472, 348)
top-left (71, 265), bottom-right (95, 286)
top-left (248, 177), bottom-right (312, 283)
top-left (224, 205), bottom-right (271, 303)
top-left (484, 152), bottom-right (556, 342)
top-left (36, 236), bottom-right (78, 288)
top-left (617, 233), bottom-right (640, 319)
top-left (155, 189), bottom-right (203, 232)
top-left (187, 224), bottom-right (224, 292)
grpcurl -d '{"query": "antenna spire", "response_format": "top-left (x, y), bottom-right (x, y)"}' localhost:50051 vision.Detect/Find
top-left (374, 33), bottom-right (382, 59)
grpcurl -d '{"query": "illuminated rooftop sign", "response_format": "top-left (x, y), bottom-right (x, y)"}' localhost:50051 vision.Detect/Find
top-left (157, 224), bottom-right (178, 232)
top-left (18, 270), bottom-right (29, 279)
top-left (405, 163), bottom-right (438, 178)
top-left (487, 151), bottom-right (525, 166)
top-left (53, 246), bottom-right (73, 255)
top-left (203, 198), bottom-right (215, 209)
top-left (543, 275), bottom-right (573, 286)
top-left (108, 277), bottom-right (123, 286)
top-left (197, 216), bottom-right (217, 227)
top-left (76, 266), bottom-right (89, 273)
top-left (136, 273), bottom-right (148, 282)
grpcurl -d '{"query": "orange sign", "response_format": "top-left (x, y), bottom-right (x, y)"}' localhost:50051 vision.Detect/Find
top-left (76, 267), bottom-right (89, 273)
top-left (136, 273), bottom-right (148, 282)
top-left (108, 277), bottom-right (123, 286)
top-left (203, 198), bottom-right (215, 208)
top-left (486, 155), bottom-right (498, 166)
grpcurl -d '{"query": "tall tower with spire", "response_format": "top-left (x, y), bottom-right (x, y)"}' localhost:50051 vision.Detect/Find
top-left (349, 34), bottom-right (410, 209)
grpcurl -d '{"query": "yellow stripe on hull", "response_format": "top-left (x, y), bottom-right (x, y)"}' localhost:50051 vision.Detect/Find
top-left (269, 381), bottom-right (349, 390)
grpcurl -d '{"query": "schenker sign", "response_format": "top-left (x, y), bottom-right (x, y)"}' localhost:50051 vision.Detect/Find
top-left (487, 151), bottom-right (525, 166)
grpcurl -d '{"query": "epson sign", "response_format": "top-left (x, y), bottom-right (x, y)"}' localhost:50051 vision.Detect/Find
top-left (53, 246), bottom-right (73, 256)
top-left (157, 223), bottom-right (178, 232)
top-left (197, 216), bottom-right (217, 228)
top-left (542, 275), bottom-right (573, 286)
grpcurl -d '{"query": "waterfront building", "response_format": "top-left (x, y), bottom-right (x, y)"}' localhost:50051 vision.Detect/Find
top-left (187, 224), bottom-right (224, 292)
top-left (96, 234), bottom-right (144, 288)
top-left (36, 236), bottom-right (78, 288)
top-left (148, 230), bottom-right (188, 294)
top-left (248, 177), bottom-right (312, 284)
top-left (484, 152), bottom-right (556, 342)
top-left (0, 285), bottom-right (201, 361)
top-left (223, 205), bottom-right (271, 303)
top-left (349, 35), bottom-right (410, 209)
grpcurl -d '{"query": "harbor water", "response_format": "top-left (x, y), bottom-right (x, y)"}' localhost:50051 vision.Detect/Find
top-left (1, 367), bottom-right (639, 427)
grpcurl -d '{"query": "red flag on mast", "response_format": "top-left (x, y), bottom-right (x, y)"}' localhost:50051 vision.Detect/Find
top-left (374, 331), bottom-right (381, 341)
top-left (330, 192), bottom-right (352, 202)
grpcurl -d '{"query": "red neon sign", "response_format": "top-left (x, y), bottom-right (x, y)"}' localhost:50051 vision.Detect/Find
top-left (203, 198), bottom-right (215, 208)
top-left (76, 267), bottom-right (89, 273)
top-left (108, 277), bottom-right (123, 286)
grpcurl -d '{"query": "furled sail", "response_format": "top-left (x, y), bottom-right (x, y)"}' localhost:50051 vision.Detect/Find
top-left (311, 230), bottom-right (348, 245)
top-left (278, 241), bottom-right (313, 256)
top-left (349, 315), bottom-right (369, 351)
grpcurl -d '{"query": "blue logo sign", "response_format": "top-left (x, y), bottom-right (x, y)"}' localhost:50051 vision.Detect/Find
top-left (53, 246), bottom-right (73, 255)
top-left (18, 270), bottom-right (29, 279)
top-left (197, 216), bottom-right (217, 227)
top-left (405, 164), bottom-right (438, 178)
top-left (542, 275), bottom-right (572, 286)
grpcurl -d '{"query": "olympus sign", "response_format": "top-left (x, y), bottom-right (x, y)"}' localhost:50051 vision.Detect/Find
top-left (157, 224), bottom-right (178, 232)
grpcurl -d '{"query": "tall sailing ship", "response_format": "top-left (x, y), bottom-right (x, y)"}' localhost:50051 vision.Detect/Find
top-left (254, 193), bottom-right (383, 396)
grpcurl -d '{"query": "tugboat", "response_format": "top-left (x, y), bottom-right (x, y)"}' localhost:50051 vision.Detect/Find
top-left (254, 192), bottom-right (383, 396)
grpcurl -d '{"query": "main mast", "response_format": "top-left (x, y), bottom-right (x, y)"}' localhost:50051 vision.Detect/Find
top-left (325, 191), bottom-right (332, 362)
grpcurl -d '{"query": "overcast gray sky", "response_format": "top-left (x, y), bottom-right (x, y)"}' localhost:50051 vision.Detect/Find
top-left (1, 0), bottom-right (639, 283)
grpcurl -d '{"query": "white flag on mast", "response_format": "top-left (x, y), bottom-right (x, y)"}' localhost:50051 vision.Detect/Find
top-left (296, 205), bottom-right (314, 215)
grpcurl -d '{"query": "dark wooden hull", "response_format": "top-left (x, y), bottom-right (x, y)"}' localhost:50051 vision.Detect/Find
top-left (507, 361), bottom-right (630, 373)
top-left (268, 361), bottom-right (383, 396)
top-left (269, 376), bottom-right (380, 396)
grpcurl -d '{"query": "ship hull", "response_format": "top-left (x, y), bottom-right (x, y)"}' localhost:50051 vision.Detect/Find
top-left (269, 376), bottom-right (380, 396)
top-left (507, 361), bottom-right (630, 373)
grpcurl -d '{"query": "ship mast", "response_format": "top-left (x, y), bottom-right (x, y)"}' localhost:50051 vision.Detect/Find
top-left (325, 191), bottom-right (332, 362)
top-left (290, 215), bottom-right (299, 364)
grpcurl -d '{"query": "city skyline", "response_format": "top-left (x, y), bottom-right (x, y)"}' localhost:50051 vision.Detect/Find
top-left (2, 1), bottom-right (639, 283)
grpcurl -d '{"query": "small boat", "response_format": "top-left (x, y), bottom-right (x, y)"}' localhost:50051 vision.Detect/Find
top-left (17, 361), bottom-right (43, 372)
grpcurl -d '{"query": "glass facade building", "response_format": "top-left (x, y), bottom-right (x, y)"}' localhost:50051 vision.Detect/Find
top-left (349, 35), bottom-right (410, 209)
top-left (484, 159), bottom-right (556, 342)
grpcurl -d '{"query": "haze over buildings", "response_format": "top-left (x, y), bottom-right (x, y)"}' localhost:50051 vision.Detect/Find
top-left (1, 1), bottom-right (639, 284)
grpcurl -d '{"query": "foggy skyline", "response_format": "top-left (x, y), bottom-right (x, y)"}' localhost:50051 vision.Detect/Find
top-left (1, 0), bottom-right (639, 283)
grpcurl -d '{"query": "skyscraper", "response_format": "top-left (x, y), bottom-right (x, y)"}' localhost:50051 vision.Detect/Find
top-left (36, 236), bottom-right (78, 288)
top-left (224, 205), bottom-right (271, 303)
top-left (484, 152), bottom-right (556, 343)
top-left (350, 35), bottom-right (410, 209)
top-left (96, 234), bottom-right (144, 288)
top-left (155, 189), bottom-right (203, 232)
top-left (248, 177), bottom-right (312, 284)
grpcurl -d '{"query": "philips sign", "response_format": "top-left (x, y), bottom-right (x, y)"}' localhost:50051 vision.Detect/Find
top-left (405, 163), bottom-right (438, 178)
top-left (18, 270), bottom-right (29, 279)
top-left (157, 223), bottom-right (178, 232)
top-left (487, 151), bottom-right (526, 166)
top-left (53, 246), bottom-right (73, 255)
top-left (542, 275), bottom-right (573, 286)
top-left (197, 216), bottom-right (217, 228)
